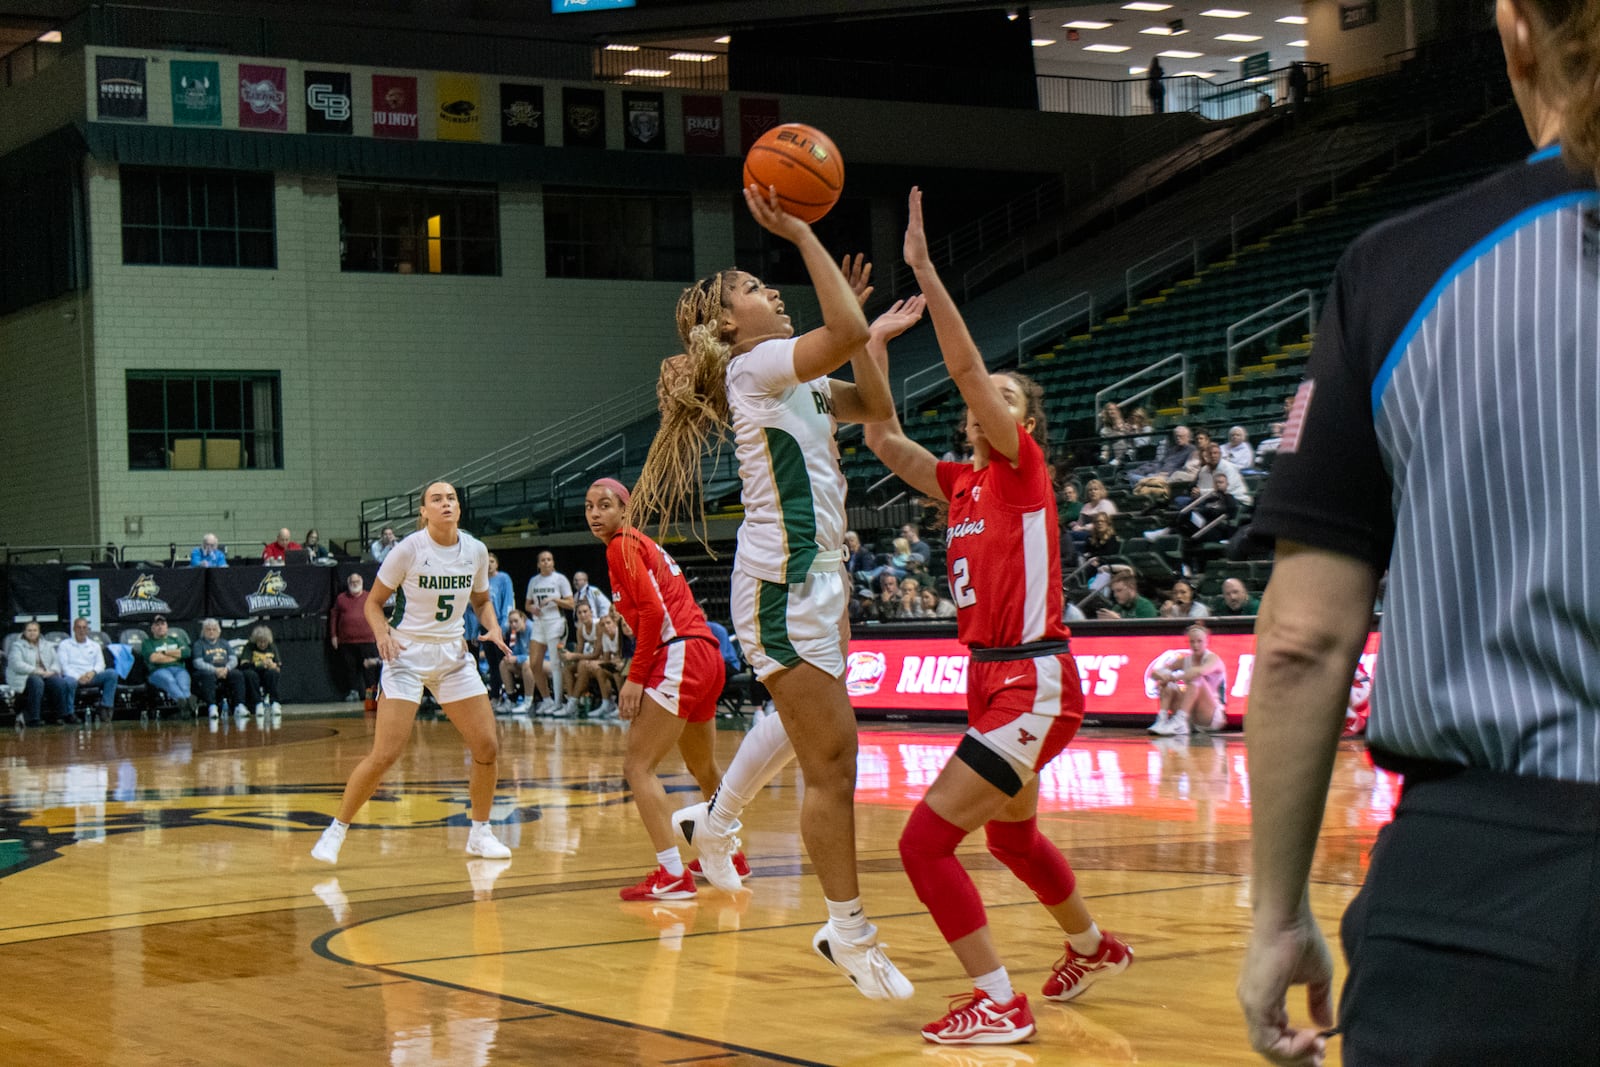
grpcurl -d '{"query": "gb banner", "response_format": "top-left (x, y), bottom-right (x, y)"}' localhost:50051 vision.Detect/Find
top-left (304, 70), bottom-right (353, 135)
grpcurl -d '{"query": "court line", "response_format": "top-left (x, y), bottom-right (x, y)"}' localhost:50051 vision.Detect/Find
top-left (662, 1055), bottom-right (739, 1065)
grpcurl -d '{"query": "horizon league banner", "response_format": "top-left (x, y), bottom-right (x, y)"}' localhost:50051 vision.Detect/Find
top-left (92, 568), bottom-right (205, 625)
top-left (845, 631), bottom-right (1383, 721)
top-left (207, 566), bottom-right (333, 619)
top-left (96, 55), bottom-right (146, 121)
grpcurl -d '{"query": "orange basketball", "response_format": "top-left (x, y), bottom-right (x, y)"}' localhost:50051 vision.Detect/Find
top-left (742, 123), bottom-right (844, 224)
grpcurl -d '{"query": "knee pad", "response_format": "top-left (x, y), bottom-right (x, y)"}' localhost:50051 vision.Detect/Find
top-left (985, 817), bottom-right (1076, 906)
top-left (899, 802), bottom-right (987, 943)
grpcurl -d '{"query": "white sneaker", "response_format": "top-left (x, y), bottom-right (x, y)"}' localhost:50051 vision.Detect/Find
top-left (597, 698), bottom-right (619, 719)
top-left (534, 698), bottom-right (556, 715)
top-left (1146, 710), bottom-right (1172, 734)
top-left (236, 703), bottom-right (249, 716)
top-left (208, 704), bottom-right (220, 719)
top-left (311, 821), bottom-right (346, 864)
top-left (271, 701), bottom-right (283, 716)
top-left (812, 920), bottom-right (914, 1000)
top-left (255, 702), bottom-right (267, 717)
top-left (467, 858), bottom-right (513, 900)
top-left (673, 801), bottom-right (743, 892)
top-left (313, 877), bottom-right (350, 923)
top-left (548, 699), bottom-right (575, 719)
top-left (512, 698), bottom-right (531, 714)
top-left (466, 823), bottom-right (512, 859)
top-left (1151, 713), bottom-right (1189, 736)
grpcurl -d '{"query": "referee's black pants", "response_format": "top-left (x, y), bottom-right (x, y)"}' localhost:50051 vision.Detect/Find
top-left (1339, 758), bottom-right (1600, 1065)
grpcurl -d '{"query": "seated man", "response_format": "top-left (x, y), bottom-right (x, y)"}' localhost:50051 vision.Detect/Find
top-left (1096, 572), bottom-right (1159, 620)
top-left (191, 617), bottom-right (254, 718)
top-left (1126, 425), bottom-right (1196, 491)
top-left (142, 615), bottom-right (197, 716)
top-left (1222, 426), bottom-right (1255, 471)
top-left (369, 526), bottom-right (398, 563)
top-left (261, 528), bottom-right (301, 565)
top-left (189, 533), bottom-right (228, 568)
top-left (57, 616), bottom-right (120, 720)
top-left (6, 620), bottom-right (76, 725)
top-left (1215, 577), bottom-right (1261, 617)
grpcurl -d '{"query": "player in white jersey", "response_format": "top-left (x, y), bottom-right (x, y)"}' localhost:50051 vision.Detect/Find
top-left (627, 182), bottom-right (925, 1001)
top-left (311, 482), bottom-right (513, 865)
top-left (523, 550), bottom-right (574, 714)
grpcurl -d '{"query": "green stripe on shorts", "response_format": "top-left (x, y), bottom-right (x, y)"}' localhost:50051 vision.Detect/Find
top-left (757, 579), bottom-right (801, 668)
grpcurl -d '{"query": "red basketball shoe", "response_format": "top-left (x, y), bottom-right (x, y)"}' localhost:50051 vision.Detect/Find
top-left (619, 865), bottom-right (696, 901)
top-left (1042, 932), bottom-right (1132, 1001)
top-left (921, 990), bottom-right (1035, 1045)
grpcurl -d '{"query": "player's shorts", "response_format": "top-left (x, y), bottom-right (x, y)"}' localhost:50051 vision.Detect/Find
top-left (640, 636), bottom-right (725, 723)
top-left (731, 560), bottom-right (847, 681)
top-left (963, 646), bottom-right (1085, 785)
top-left (379, 637), bottom-right (488, 705)
top-left (528, 615), bottom-right (566, 647)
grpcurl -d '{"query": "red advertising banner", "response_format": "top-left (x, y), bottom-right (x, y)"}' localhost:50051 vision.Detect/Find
top-left (682, 94), bottom-right (724, 155)
top-left (738, 97), bottom-right (780, 153)
top-left (372, 74), bottom-right (419, 139)
top-left (845, 630), bottom-right (1382, 723)
top-left (237, 64), bottom-right (287, 131)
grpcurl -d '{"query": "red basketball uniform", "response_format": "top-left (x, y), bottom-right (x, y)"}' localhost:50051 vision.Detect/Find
top-left (936, 429), bottom-right (1083, 769)
top-left (607, 527), bottom-right (722, 721)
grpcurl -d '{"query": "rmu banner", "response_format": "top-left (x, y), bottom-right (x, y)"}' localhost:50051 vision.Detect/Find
top-left (681, 95), bottom-right (724, 155)
top-left (207, 566), bottom-right (333, 619)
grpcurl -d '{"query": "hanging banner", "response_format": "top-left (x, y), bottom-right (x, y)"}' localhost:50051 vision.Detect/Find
top-left (170, 60), bottom-right (221, 126)
top-left (207, 566), bottom-right (334, 620)
top-left (68, 578), bottom-right (102, 634)
top-left (372, 74), bottom-right (419, 139)
top-left (95, 567), bottom-right (205, 624)
top-left (681, 94), bottom-right (724, 155)
top-left (6, 565), bottom-right (64, 619)
top-left (563, 87), bottom-right (606, 148)
top-left (738, 97), bottom-right (780, 153)
top-left (622, 90), bottom-right (665, 151)
top-left (435, 73), bottom-right (482, 142)
top-left (499, 83), bottom-right (545, 145)
top-left (96, 55), bottom-right (147, 121)
top-left (304, 70), bottom-right (353, 135)
top-left (238, 63), bottom-right (288, 131)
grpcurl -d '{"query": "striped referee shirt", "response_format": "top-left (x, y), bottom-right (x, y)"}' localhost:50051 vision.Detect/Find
top-left (1255, 147), bottom-right (1600, 782)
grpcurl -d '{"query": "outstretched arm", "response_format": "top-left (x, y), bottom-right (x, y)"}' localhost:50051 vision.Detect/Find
top-left (830, 254), bottom-right (895, 424)
top-left (860, 296), bottom-right (945, 501)
top-left (903, 187), bottom-right (1021, 462)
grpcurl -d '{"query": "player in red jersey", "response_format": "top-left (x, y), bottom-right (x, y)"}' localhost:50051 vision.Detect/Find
top-left (585, 477), bottom-right (735, 902)
top-left (863, 188), bottom-right (1131, 1046)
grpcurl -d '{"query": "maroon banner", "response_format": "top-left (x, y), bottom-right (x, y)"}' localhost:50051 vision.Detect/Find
top-left (682, 94), bottom-right (724, 155)
top-left (845, 630), bottom-right (1382, 723)
top-left (237, 63), bottom-right (287, 131)
top-left (372, 74), bottom-right (419, 139)
top-left (738, 97), bottom-right (780, 153)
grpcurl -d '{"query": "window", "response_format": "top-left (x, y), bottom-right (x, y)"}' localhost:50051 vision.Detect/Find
top-left (338, 181), bottom-right (500, 275)
top-left (733, 196), bottom-right (871, 287)
top-left (126, 372), bottom-right (283, 471)
top-left (120, 167), bottom-right (276, 268)
top-left (543, 187), bottom-right (692, 280)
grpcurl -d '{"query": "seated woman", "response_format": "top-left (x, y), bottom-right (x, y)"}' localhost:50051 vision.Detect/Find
top-left (1083, 511), bottom-right (1122, 560)
top-left (558, 601), bottom-right (605, 716)
top-left (1147, 623), bottom-right (1227, 736)
top-left (191, 617), bottom-right (257, 718)
top-left (303, 528), bottom-right (335, 564)
top-left (498, 609), bottom-right (533, 712)
top-left (1071, 479), bottom-right (1118, 546)
top-left (594, 612), bottom-right (631, 713)
top-left (241, 624), bottom-right (283, 716)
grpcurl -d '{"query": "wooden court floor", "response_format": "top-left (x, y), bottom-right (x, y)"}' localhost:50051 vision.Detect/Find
top-left (0, 709), bottom-right (1390, 1066)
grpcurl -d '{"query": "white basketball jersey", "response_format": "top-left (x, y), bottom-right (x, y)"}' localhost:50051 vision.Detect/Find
top-left (524, 571), bottom-right (572, 622)
top-left (377, 529), bottom-right (488, 640)
top-left (727, 337), bottom-right (846, 585)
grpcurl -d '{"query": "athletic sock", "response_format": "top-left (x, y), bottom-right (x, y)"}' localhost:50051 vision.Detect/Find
top-left (328, 818), bottom-right (348, 832)
top-left (825, 896), bottom-right (870, 939)
top-left (471, 819), bottom-right (491, 833)
top-left (973, 965), bottom-right (1015, 1004)
top-left (708, 708), bottom-right (794, 835)
top-left (900, 801), bottom-right (987, 943)
top-left (657, 846), bottom-right (685, 877)
top-left (1067, 922), bottom-right (1102, 956)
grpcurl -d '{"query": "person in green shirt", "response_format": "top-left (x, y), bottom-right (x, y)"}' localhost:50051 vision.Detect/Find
top-left (1097, 572), bottom-right (1158, 620)
top-left (142, 615), bottom-right (196, 713)
top-left (1216, 578), bottom-right (1262, 617)
top-left (1057, 480), bottom-right (1083, 525)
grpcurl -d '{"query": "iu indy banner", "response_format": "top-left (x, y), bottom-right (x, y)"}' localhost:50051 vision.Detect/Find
top-left (238, 64), bottom-right (287, 131)
top-left (207, 566), bottom-right (334, 620)
top-left (435, 73), bottom-right (482, 142)
top-left (96, 55), bottom-right (147, 121)
top-left (304, 70), bottom-right (353, 135)
top-left (499, 83), bottom-right (545, 145)
top-left (372, 74), bottom-right (419, 139)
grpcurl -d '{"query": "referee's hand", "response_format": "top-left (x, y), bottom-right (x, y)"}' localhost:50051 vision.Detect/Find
top-left (1238, 913), bottom-right (1333, 1066)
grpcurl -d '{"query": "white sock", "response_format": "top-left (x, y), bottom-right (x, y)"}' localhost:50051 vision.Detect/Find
top-left (471, 819), bottom-right (492, 833)
top-left (327, 818), bottom-right (348, 833)
top-left (1067, 922), bottom-right (1102, 956)
top-left (708, 708), bottom-right (795, 835)
top-left (973, 965), bottom-right (1015, 1004)
top-left (657, 846), bottom-right (685, 877)
top-left (825, 896), bottom-right (869, 939)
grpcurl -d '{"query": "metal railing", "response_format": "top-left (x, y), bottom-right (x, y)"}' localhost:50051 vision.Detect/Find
top-left (1124, 238), bottom-right (1198, 310)
top-left (1094, 351), bottom-right (1190, 416)
top-left (888, 177), bottom-right (1068, 299)
top-left (1226, 290), bottom-right (1316, 379)
top-left (1036, 64), bottom-right (1328, 119)
top-left (1017, 291), bottom-right (1094, 360)
top-left (3, 544), bottom-right (121, 565)
top-left (548, 433), bottom-right (626, 495)
top-left (900, 362), bottom-right (953, 424)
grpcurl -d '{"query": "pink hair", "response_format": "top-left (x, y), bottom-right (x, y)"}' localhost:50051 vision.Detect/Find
top-left (590, 478), bottom-right (631, 505)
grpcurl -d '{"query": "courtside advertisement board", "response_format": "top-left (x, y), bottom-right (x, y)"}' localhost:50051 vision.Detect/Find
top-left (845, 628), bottom-right (1382, 723)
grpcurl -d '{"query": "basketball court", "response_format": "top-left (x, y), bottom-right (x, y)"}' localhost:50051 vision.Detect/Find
top-left (0, 712), bottom-right (1384, 1065)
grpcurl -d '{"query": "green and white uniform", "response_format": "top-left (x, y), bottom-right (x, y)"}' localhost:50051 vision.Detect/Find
top-left (727, 337), bottom-right (848, 679)
top-left (376, 528), bottom-right (489, 703)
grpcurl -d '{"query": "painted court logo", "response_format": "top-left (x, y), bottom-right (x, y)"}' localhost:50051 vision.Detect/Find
top-left (247, 571), bottom-right (299, 614)
top-left (845, 651), bottom-right (887, 696)
top-left (116, 573), bottom-right (171, 617)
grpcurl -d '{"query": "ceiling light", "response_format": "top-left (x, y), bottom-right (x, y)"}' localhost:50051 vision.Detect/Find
top-left (1129, 66), bottom-right (1149, 74)
top-left (1246, 75), bottom-right (1270, 83)
top-left (1289, 39), bottom-right (1308, 46)
top-left (714, 35), bottom-right (731, 44)
top-left (624, 68), bottom-right (670, 77)
top-left (37, 30), bottom-right (62, 43)
top-left (1201, 9), bottom-right (1251, 17)
top-left (1141, 26), bottom-right (1176, 34)
top-left (670, 52), bottom-right (716, 61)
top-left (1084, 43), bottom-right (1132, 52)
top-left (1032, 38), bottom-right (1057, 46)
top-left (1065, 20), bottom-right (1113, 29)
top-left (1228, 55), bottom-right (1249, 62)
top-left (1216, 33), bottom-right (1261, 41)
top-left (1277, 15), bottom-right (1308, 24)
top-left (1122, 1), bottom-right (1172, 9)
top-left (1175, 70), bottom-right (1218, 78)
top-left (1158, 49), bottom-right (1204, 58)
top-left (605, 43), bottom-right (640, 52)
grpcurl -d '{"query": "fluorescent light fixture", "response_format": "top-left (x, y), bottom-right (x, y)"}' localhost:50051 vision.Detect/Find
top-left (1122, 1), bottom-right (1172, 9)
top-left (1175, 70), bottom-right (1218, 78)
top-left (1032, 38), bottom-right (1057, 46)
top-left (37, 29), bottom-right (62, 43)
top-left (624, 68), bottom-right (671, 77)
top-left (1289, 39), bottom-right (1308, 46)
top-left (1084, 42), bottom-right (1132, 52)
top-left (1065, 20), bottom-right (1113, 29)
top-left (604, 43), bottom-right (640, 51)
top-left (1246, 75), bottom-right (1270, 83)
top-left (1141, 26), bottom-right (1176, 34)
top-left (1201, 9), bottom-right (1251, 17)
top-left (714, 35), bottom-right (731, 43)
top-left (1158, 49), bottom-right (1204, 58)
top-left (1277, 15), bottom-right (1308, 24)
top-left (1129, 66), bottom-right (1149, 74)
top-left (1228, 55), bottom-right (1249, 62)
top-left (670, 51), bottom-right (716, 61)
top-left (1216, 33), bottom-right (1262, 41)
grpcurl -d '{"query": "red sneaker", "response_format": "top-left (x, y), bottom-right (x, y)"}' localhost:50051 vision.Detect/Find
top-left (921, 990), bottom-right (1035, 1045)
top-left (619, 865), bottom-right (696, 901)
top-left (1042, 932), bottom-right (1132, 1001)
top-left (689, 851), bottom-right (751, 879)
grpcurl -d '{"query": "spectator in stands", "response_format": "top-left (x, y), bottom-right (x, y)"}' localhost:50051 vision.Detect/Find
top-left (1254, 421), bottom-right (1287, 469)
top-left (888, 536), bottom-right (915, 578)
top-left (558, 601), bottom-right (601, 716)
top-left (497, 609), bottom-right (533, 712)
top-left (262, 528), bottom-right (301, 565)
top-left (57, 616), bottom-right (118, 720)
top-left (242, 624), bottom-right (283, 715)
top-left (142, 616), bottom-right (196, 715)
top-left (1288, 60), bottom-right (1309, 110)
top-left (1072, 478), bottom-right (1118, 544)
top-left (899, 523), bottom-right (932, 568)
top-left (1160, 578), bottom-right (1211, 619)
top-left (1147, 56), bottom-right (1166, 113)
top-left (1127, 408), bottom-right (1155, 456)
top-left (844, 530), bottom-right (878, 587)
top-left (481, 553), bottom-right (515, 705)
top-left (189, 533), bottom-right (227, 568)
top-left (1057, 480), bottom-right (1083, 526)
top-left (571, 570), bottom-right (612, 620)
top-left (7, 620), bottom-right (75, 725)
top-left (939, 422), bottom-right (973, 463)
top-left (919, 586), bottom-right (958, 619)
top-left (1128, 425), bottom-right (1195, 492)
top-left (1099, 402), bottom-right (1129, 463)
top-left (1097, 572), bottom-right (1158, 620)
top-left (1185, 441), bottom-right (1251, 507)
top-left (1085, 511), bottom-right (1122, 559)
top-left (330, 572), bottom-right (379, 702)
top-left (369, 526), bottom-right (398, 563)
top-left (876, 571), bottom-right (904, 621)
top-left (899, 576), bottom-right (928, 619)
top-left (1222, 426), bottom-right (1254, 471)
top-left (191, 617), bottom-right (252, 719)
top-left (1163, 429), bottom-right (1211, 496)
top-left (1189, 473), bottom-right (1242, 544)
top-left (594, 610), bottom-right (630, 716)
top-left (1216, 577), bottom-right (1260, 617)
top-left (303, 528), bottom-right (334, 564)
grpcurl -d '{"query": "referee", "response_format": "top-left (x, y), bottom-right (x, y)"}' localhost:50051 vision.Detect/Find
top-left (1236, 2), bottom-right (1600, 1064)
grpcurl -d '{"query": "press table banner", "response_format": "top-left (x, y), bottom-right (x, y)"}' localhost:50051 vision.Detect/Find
top-left (92, 567), bottom-right (206, 625)
top-left (844, 630), bottom-right (1382, 722)
top-left (207, 566), bottom-right (333, 619)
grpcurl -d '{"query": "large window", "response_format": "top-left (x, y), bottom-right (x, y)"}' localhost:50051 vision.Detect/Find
top-left (120, 167), bottom-right (276, 268)
top-left (126, 372), bottom-right (283, 471)
top-left (339, 181), bottom-right (500, 275)
top-left (543, 187), bottom-right (692, 280)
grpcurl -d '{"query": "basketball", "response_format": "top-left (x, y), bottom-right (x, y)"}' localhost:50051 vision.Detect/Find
top-left (742, 123), bottom-right (844, 224)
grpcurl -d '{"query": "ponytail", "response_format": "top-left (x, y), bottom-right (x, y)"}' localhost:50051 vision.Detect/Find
top-left (1531, 0), bottom-right (1600, 188)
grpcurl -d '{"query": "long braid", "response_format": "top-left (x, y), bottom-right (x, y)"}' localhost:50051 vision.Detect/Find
top-left (629, 271), bottom-right (735, 550)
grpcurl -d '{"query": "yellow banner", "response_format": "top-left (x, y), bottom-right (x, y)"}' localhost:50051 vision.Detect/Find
top-left (434, 73), bottom-right (482, 142)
